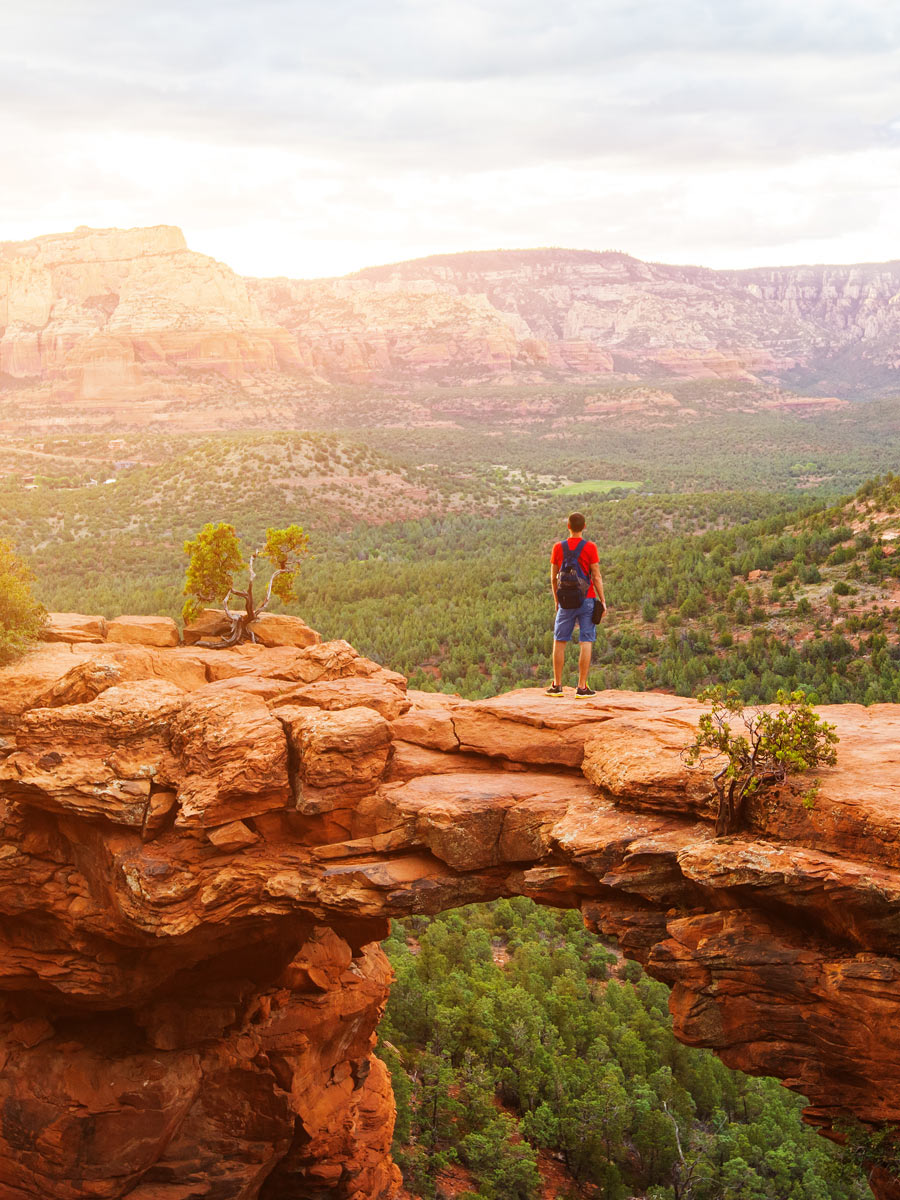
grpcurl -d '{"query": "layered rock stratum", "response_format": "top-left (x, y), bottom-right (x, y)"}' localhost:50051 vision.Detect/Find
top-left (344, 249), bottom-right (900, 379)
top-left (1, 616), bottom-right (900, 1198)
top-left (0, 226), bottom-right (302, 409)
top-left (251, 249), bottom-right (900, 385)
top-left (3, 226), bottom-right (900, 418)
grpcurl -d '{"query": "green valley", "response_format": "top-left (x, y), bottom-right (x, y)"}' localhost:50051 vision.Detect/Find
top-left (3, 381), bottom-right (900, 1200)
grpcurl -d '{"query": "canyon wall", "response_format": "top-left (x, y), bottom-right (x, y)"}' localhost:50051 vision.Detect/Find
top-left (3, 227), bottom-right (900, 414)
top-left (0, 225), bottom-right (302, 403)
top-left (340, 248), bottom-right (900, 378)
top-left (1, 617), bottom-right (900, 1198)
top-left (343, 248), bottom-right (814, 378)
top-left (246, 273), bottom-right (614, 385)
top-left (731, 262), bottom-right (900, 368)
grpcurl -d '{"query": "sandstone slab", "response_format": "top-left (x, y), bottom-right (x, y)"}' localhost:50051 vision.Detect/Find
top-left (41, 612), bottom-right (108, 643)
top-left (272, 673), bottom-right (411, 721)
top-left (450, 687), bottom-right (671, 766)
top-left (386, 740), bottom-right (497, 783)
top-left (390, 690), bottom-right (462, 751)
top-left (246, 612), bottom-right (321, 648)
top-left (107, 615), bottom-right (180, 648)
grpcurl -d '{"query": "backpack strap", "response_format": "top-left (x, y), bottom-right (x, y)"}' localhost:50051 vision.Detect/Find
top-left (561, 538), bottom-right (588, 578)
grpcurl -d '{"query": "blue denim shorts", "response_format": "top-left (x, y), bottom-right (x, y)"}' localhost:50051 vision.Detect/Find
top-left (554, 596), bottom-right (597, 643)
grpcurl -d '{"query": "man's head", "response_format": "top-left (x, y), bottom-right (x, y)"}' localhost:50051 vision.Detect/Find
top-left (567, 511), bottom-right (586, 534)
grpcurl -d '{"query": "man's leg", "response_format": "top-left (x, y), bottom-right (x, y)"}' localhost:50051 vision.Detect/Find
top-left (551, 606), bottom-right (575, 689)
top-left (552, 640), bottom-right (567, 686)
top-left (577, 641), bottom-right (592, 689)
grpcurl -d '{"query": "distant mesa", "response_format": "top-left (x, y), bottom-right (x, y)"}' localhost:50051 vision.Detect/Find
top-left (3, 224), bottom-right (900, 419)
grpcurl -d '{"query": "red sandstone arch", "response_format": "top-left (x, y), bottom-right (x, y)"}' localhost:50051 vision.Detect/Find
top-left (1, 623), bottom-right (899, 1198)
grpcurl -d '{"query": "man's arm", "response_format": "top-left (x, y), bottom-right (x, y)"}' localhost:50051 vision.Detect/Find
top-left (591, 563), bottom-right (606, 607)
top-left (550, 564), bottom-right (560, 607)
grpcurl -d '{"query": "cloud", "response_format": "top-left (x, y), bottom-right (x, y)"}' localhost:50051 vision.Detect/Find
top-left (4, 0), bottom-right (899, 167)
top-left (12, 0), bottom-right (900, 78)
top-left (1, 0), bottom-right (900, 274)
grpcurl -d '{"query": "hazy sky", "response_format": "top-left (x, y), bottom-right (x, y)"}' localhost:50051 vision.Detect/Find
top-left (3, 0), bottom-right (900, 277)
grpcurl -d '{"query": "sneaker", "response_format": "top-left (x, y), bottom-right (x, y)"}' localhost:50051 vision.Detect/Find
top-left (545, 683), bottom-right (564, 697)
top-left (575, 685), bottom-right (597, 699)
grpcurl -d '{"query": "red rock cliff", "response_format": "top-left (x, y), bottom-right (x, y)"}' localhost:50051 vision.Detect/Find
top-left (0, 225), bottom-right (302, 405)
top-left (1, 617), bottom-right (899, 1198)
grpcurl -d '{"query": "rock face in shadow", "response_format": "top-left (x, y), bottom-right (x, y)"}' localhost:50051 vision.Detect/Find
top-left (1, 625), bottom-right (900, 1198)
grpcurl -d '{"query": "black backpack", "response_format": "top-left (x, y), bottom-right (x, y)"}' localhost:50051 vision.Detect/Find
top-left (557, 538), bottom-right (590, 609)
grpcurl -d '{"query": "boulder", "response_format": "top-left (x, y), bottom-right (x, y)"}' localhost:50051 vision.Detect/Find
top-left (107, 615), bottom-right (180, 648)
top-left (78, 642), bottom-right (210, 693)
top-left (271, 674), bottom-right (411, 721)
top-left (33, 659), bottom-right (125, 708)
top-left (0, 644), bottom-right (100, 733)
top-left (170, 691), bottom-right (291, 828)
top-left (41, 612), bottom-right (108, 643)
top-left (276, 704), bottom-right (393, 792)
top-left (207, 819), bottom-right (260, 851)
top-left (142, 790), bottom-right (177, 840)
top-left (182, 608), bottom-right (233, 645)
top-left (193, 639), bottom-right (360, 686)
top-left (0, 680), bottom-right (184, 825)
top-left (246, 613), bottom-right (321, 648)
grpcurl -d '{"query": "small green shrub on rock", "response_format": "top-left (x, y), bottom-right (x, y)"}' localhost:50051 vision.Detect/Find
top-left (684, 686), bottom-right (839, 836)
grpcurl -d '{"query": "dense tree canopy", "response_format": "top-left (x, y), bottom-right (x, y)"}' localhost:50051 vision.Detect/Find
top-left (380, 902), bottom-right (873, 1200)
top-left (11, 471), bottom-right (900, 704)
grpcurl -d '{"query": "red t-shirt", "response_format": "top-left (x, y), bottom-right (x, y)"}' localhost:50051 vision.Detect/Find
top-left (551, 537), bottom-right (599, 599)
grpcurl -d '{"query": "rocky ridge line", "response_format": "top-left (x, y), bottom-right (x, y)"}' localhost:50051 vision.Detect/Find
top-left (1, 613), bottom-right (899, 1198)
top-left (5, 227), bottom-right (900, 411)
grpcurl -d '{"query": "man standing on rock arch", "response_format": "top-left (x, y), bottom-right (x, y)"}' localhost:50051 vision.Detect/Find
top-left (547, 511), bottom-right (607, 697)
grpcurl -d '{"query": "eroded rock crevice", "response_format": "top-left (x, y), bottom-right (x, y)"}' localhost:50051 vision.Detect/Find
top-left (1, 615), bottom-right (900, 1198)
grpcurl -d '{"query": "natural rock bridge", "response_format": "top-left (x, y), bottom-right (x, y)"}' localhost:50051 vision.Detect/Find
top-left (1, 615), bottom-right (900, 1200)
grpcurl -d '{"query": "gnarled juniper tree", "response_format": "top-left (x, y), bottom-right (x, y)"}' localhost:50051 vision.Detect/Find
top-left (684, 686), bottom-right (839, 836)
top-left (182, 522), bottom-right (309, 647)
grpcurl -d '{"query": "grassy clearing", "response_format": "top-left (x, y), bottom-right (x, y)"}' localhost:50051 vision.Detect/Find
top-left (549, 478), bottom-right (643, 496)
